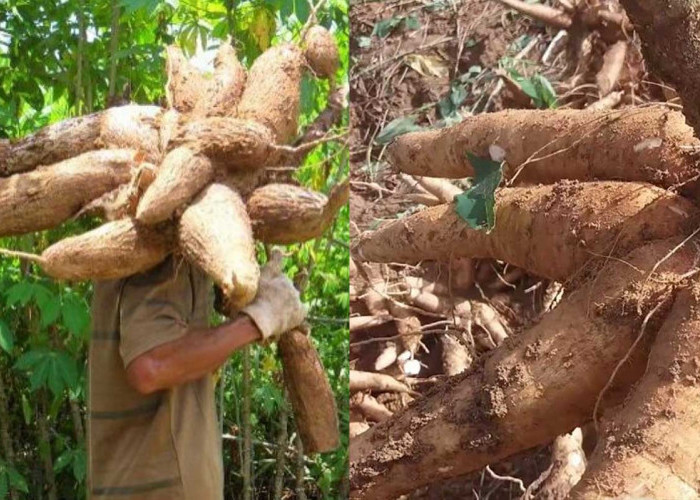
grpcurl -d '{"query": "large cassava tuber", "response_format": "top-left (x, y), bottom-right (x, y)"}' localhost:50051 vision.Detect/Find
top-left (0, 105), bottom-right (162, 177)
top-left (350, 238), bottom-right (696, 498)
top-left (0, 149), bottom-right (136, 235)
top-left (0, 219), bottom-right (174, 281)
top-left (135, 147), bottom-right (214, 224)
top-left (237, 44), bottom-right (305, 144)
top-left (571, 280), bottom-right (700, 498)
top-left (193, 43), bottom-right (247, 117)
top-left (178, 183), bottom-right (259, 309)
top-left (388, 107), bottom-right (700, 195)
top-left (168, 117), bottom-right (274, 169)
top-left (304, 26), bottom-right (340, 79)
top-left (278, 328), bottom-right (340, 453)
top-left (165, 46), bottom-right (205, 113)
top-left (356, 181), bottom-right (696, 281)
top-left (247, 180), bottom-right (350, 244)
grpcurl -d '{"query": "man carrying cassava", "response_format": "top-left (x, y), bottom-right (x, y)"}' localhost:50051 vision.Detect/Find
top-left (87, 252), bottom-right (305, 499)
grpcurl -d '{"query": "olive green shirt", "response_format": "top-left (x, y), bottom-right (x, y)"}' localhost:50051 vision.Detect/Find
top-left (88, 256), bottom-right (223, 499)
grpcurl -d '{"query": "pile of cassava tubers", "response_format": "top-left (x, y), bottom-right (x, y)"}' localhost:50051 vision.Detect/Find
top-left (0, 27), bottom-right (347, 455)
top-left (350, 83), bottom-right (700, 499)
top-left (0, 25), bottom-right (348, 313)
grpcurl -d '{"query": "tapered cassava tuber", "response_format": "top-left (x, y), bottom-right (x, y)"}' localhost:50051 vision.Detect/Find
top-left (135, 147), bottom-right (214, 224)
top-left (304, 26), bottom-right (340, 79)
top-left (247, 180), bottom-right (350, 244)
top-left (193, 43), bottom-right (247, 117)
top-left (178, 183), bottom-right (259, 309)
top-left (0, 149), bottom-right (136, 236)
top-left (0, 105), bottom-right (163, 177)
top-left (0, 219), bottom-right (174, 281)
top-left (356, 181), bottom-right (696, 281)
top-left (387, 107), bottom-right (700, 194)
top-left (278, 328), bottom-right (340, 453)
top-left (168, 117), bottom-right (274, 169)
top-left (165, 45), bottom-right (206, 113)
top-left (237, 44), bottom-right (305, 143)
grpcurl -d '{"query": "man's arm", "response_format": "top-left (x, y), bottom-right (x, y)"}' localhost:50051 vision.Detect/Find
top-left (126, 315), bottom-right (261, 395)
top-left (124, 251), bottom-right (306, 395)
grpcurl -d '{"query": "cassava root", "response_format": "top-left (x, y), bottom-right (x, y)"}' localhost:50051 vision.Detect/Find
top-left (387, 107), bottom-right (700, 195)
top-left (355, 181), bottom-right (696, 281)
top-left (178, 183), bottom-right (259, 309)
top-left (350, 238), bottom-right (696, 498)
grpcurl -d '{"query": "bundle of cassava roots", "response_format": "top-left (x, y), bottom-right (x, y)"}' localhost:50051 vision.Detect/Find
top-left (0, 25), bottom-right (348, 312)
top-left (351, 104), bottom-right (700, 497)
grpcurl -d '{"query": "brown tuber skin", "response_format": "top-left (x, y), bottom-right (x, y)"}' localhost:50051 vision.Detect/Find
top-left (0, 149), bottom-right (136, 236)
top-left (237, 44), bottom-right (305, 144)
top-left (387, 107), bottom-right (700, 195)
top-left (37, 219), bottom-right (174, 281)
top-left (193, 43), bottom-right (247, 117)
top-left (136, 147), bottom-right (215, 224)
top-left (278, 328), bottom-right (340, 453)
top-left (0, 105), bottom-right (162, 177)
top-left (178, 183), bottom-right (259, 310)
top-left (350, 238), bottom-right (695, 498)
top-left (571, 281), bottom-right (700, 498)
top-left (168, 117), bottom-right (274, 169)
top-left (305, 26), bottom-right (340, 79)
top-left (247, 180), bottom-right (349, 244)
top-left (165, 45), bottom-right (205, 113)
top-left (356, 181), bottom-right (697, 281)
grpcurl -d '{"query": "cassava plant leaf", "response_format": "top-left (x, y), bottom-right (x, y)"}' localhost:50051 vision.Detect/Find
top-left (0, 320), bottom-right (13, 354)
top-left (454, 152), bottom-right (503, 231)
top-left (403, 15), bottom-right (421, 30)
top-left (375, 116), bottom-right (422, 144)
top-left (372, 16), bottom-right (403, 38)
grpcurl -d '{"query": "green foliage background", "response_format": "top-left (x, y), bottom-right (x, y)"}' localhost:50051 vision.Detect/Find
top-left (0, 0), bottom-right (349, 498)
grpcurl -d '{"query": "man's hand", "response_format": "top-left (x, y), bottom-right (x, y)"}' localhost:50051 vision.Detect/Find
top-left (241, 251), bottom-right (307, 341)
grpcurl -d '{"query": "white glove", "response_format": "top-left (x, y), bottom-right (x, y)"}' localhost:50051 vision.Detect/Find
top-left (241, 250), bottom-right (307, 341)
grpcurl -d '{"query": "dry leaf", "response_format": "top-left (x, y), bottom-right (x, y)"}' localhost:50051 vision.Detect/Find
top-left (405, 54), bottom-right (449, 79)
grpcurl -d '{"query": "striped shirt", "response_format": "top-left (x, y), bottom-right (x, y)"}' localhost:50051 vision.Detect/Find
top-left (88, 256), bottom-right (223, 499)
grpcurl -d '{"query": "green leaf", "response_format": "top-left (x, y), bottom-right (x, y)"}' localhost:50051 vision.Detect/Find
top-left (21, 394), bottom-right (32, 426)
top-left (533, 74), bottom-right (557, 108)
top-left (509, 71), bottom-right (558, 109)
top-left (14, 349), bottom-right (44, 370)
top-left (438, 82), bottom-right (467, 119)
top-left (372, 17), bottom-right (402, 38)
top-left (375, 116), bottom-right (422, 145)
top-left (403, 15), bottom-right (420, 30)
top-left (454, 153), bottom-right (503, 231)
top-left (0, 320), bottom-right (13, 354)
top-left (212, 20), bottom-right (228, 39)
top-left (0, 469), bottom-right (7, 500)
top-left (33, 284), bottom-right (60, 327)
top-left (54, 450), bottom-right (72, 473)
top-left (120, 0), bottom-right (160, 14)
top-left (55, 352), bottom-right (79, 392)
top-left (7, 467), bottom-right (27, 493)
top-left (5, 282), bottom-right (33, 307)
top-left (29, 357), bottom-right (50, 392)
top-left (16, 349), bottom-right (77, 395)
top-left (61, 295), bottom-right (90, 338)
top-left (72, 449), bottom-right (86, 482)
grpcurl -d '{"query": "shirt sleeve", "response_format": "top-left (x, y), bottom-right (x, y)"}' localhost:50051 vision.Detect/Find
top-left (118, 257), bottom-right (195, 367)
